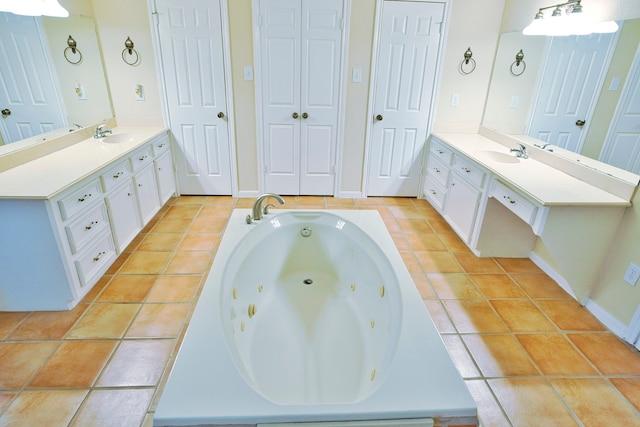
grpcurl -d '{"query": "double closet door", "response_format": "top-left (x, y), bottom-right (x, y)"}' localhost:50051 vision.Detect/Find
top-left (257, 0), bottom-right (344, 195)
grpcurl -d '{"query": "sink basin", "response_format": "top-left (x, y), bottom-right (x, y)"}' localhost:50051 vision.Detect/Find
top-left (99, 133), bottom-right (136, 144)
top-left (476, 150), bottom-right (521, 164)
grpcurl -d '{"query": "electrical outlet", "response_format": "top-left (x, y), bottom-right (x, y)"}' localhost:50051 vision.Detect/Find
top-left (624, 262), bottom-right (640, 286)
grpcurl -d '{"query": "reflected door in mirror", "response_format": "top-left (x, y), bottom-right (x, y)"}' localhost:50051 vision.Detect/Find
top-left (0, 13), bottom-right (65, 143)
top-left (528, 33), bottom-right (617, 153)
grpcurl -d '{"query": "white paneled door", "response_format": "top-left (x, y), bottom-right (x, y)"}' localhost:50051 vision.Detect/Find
top-left (367, 1), bottom-right (443, 197)
top-left (528, 32), bottom-right (616, 153)
top-left (155, 0), bottom-right (233, 195)
top-left (0, 13), bottom-right (65, 143)
top-left (600, 44), bottom-right (640, 173)
top-left (258, 0), bottom-right (344, 195)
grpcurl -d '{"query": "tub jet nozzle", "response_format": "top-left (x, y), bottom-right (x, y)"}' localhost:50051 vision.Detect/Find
top-left (303, 279), bottom-right (313, 285)
top-left (301, 227), bottom-right (312, 237)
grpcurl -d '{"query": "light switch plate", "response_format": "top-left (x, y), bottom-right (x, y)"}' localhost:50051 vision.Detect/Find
top-left (244, 66), bottom-right (253, 81)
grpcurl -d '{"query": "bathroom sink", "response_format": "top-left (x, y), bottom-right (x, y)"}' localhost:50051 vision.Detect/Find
top-left (99, 133), bottom-right (136, 144)
top-left (476, 150), bottom-right (521, 164)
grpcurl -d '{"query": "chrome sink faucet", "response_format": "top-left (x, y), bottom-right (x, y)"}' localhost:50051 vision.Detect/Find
top-left (510, 143), bottom-right (528, 159)
top-left (248, 193), bottom-right (285, 223)
top-left (94, 124), bottom-right (112, 139)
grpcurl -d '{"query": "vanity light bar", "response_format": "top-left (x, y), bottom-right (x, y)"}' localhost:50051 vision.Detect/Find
top-left (523, 0), bottom-right (618, 36)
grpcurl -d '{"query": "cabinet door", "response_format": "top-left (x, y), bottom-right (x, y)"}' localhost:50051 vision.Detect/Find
top-left (155, 150), bottom-right (176, 204)
top-left (135, 164), bottom-right (161, 225)
top-left (444, 176), bottom-right (481, 242)
top-left (106, 181), bottom-right (141, 252)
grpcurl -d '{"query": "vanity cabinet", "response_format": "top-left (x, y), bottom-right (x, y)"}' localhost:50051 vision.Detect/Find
top-left (0, 130), bottom-right (176, 311)
top-left (424, 139), bottom-right (489, 243)
top-left (424, 132), bottom-right (632, 305)
top-left (105, 180), bottom-right (140, 252)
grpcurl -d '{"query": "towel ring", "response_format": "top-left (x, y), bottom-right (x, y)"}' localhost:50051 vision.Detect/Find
top-left (122, 36), bottom-right (140, 66)
top-left (510, 49), bottom-right (526, 76)
top-left (459, 47), bottom-right (476, 75)
top-left (64, 35), bottom-right (82, 65)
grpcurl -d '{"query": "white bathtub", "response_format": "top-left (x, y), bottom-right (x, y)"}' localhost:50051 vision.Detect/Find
top-left (154, 209), bottom-right (476, 426)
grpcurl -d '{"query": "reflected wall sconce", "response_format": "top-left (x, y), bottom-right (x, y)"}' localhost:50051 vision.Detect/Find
top-left (122, 36), bottom-right (140, 66)
top-left (64, 35), bottom-right (82, 65)
top-left (459, 47), bottom-right (476, 75)
top-left (523, 0), bottom-right (618, 36)
top-left (510, 49), bottom-right (526, 76)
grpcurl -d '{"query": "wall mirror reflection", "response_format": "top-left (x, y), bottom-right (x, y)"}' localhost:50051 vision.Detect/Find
top-left (483, 18), bottom-right (640, 177)
top-left (0, 12), bottom-right (113, 149)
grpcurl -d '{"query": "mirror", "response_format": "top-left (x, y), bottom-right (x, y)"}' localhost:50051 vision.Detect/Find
top-left (483, 18), bottom-right (640, 178)
top-left (0, 12), bottom-right (112, 152)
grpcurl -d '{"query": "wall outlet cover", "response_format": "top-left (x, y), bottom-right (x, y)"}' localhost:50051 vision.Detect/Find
top-left (624, 262), bottom-right (640, 286)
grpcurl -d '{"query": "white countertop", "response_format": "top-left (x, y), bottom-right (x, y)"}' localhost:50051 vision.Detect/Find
top-left (433, 132), bottom-right (632, 207)
top-left (0, 126), bottom-right (166, 200)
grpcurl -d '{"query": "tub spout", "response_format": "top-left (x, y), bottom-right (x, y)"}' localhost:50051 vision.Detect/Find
top-left (251, 193), bottom-right (284, 222)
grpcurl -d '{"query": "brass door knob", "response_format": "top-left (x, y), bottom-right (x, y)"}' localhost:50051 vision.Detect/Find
top-left (302, 112), bottom-right (309, 119)
top-left (375, 114), bottom-right (383, 121)
top-left (292, 112), bottom-right (299, 119)
top-left (576, 119), bottom-right (586, 127)
top-left (218, 112), bottom-right (225, 118)
top-left (1, 108), bottom-right (10, 118)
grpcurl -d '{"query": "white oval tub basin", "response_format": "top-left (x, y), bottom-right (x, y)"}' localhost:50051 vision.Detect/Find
top-left (154, 209), bottom-right (477, 426)
top-left (221, 211), bottom-right (400, 405)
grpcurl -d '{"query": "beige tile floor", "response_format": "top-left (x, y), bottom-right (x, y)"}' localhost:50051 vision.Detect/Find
top-left (1, 196), bottom-right (640, 426)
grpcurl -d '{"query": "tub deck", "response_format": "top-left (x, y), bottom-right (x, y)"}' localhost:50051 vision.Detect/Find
top-left (153, 209), bottom-right (477, 426)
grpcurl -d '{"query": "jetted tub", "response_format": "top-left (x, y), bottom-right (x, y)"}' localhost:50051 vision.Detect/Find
top-left (154, 209), bottom-right (477, 427)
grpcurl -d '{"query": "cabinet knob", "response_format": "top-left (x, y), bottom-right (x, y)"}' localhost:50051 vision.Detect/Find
top-left (375, 114), bottom-right (383, 121)
top-left (218, 112), bottom-right (225, 119)
top-left (292, 112), bottom-right (299, 119)
top-left (93, 251), bottom-right (106, 262)
top-left (302, 112), bottom-right (309, 119)
top-left (437, 149), bottom-right (444, 154)
top-left (434, 168), bottom-right (440, 173)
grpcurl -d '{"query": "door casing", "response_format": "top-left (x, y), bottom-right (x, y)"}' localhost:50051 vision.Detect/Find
top-left (252, 0), bottom-right (351, 196)
top-left (148, 0), bottom-right (238, 196)
top-left (362, 0), bottom-right (450, 198)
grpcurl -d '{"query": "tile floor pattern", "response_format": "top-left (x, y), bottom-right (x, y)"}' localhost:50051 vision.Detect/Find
top-left (1, 196), bottom-right (640, 426)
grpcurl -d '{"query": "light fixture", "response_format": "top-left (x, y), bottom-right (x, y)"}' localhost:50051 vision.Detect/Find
top-left (0, 0), bottom-right (69, 17)
top-left (523, 0), bottom-right (618, 36)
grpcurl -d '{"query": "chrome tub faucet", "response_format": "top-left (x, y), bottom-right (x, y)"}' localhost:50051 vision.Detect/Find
top-left (247, 193), bottom-right (285, 223)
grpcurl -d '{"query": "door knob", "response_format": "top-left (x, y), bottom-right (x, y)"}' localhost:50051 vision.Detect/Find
top-left (576, 119), bottom-right (586, 127)
top-left (292, 112), bottom-right (299, 119)
top-left (217, 112), bottom-right (225, 118)
top-left (1, 108), bottom-right (10, 118)
top-left (302, 112), bottom-right (308, 119)
top-left (375, 114), bottom-right (383, 121)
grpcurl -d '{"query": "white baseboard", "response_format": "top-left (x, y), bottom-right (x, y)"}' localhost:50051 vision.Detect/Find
top-left (529, 252), bottom-right (577, 300)
top-left (529, 253), bottom-right (635, 346)
top-left (335, 190), bottom-right (364, 199)
top-left (236, 190), bottom-right (260, 198)
top-left (584, 299), bottom-right (628, 338)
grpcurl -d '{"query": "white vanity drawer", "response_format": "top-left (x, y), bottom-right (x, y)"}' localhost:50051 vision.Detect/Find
top-left (423, 178), bottom-right (447, 211)
top-left (151, 134), bottom-right (170, 156)
top-left (129, 144), bottom-right (154, 172)
top-left (491, 180), bottom-right (538, 225)
top-left (57, 179), bottom-right (102, 220)
top-left (65, 202), bottom-right (110, 254)
top-left (100, 159), bottom-right (132, 193)
top-left (426, 155), bottom-right (450, 188)
top-left (75, 233), bottom-right (116, 287)
top-left (453, 154), bottom-right (487, 188)
top-left (430, 138), bottom-right (454, 165)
